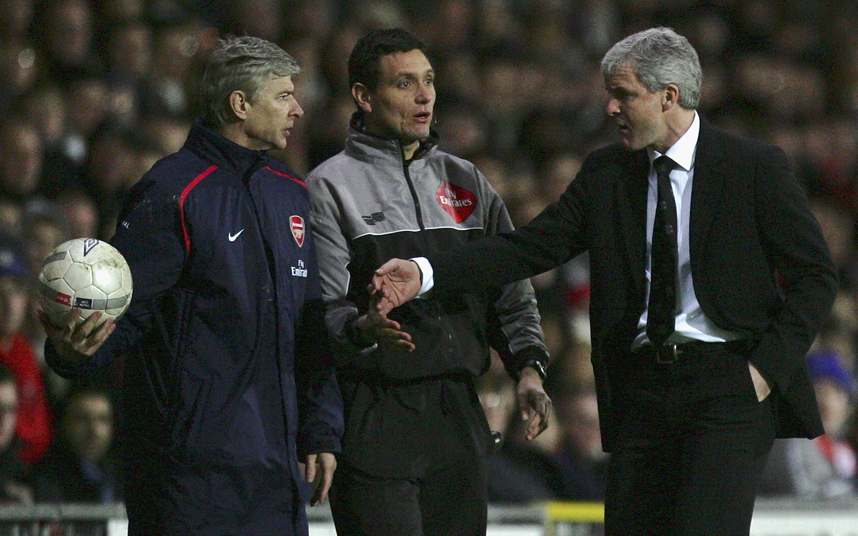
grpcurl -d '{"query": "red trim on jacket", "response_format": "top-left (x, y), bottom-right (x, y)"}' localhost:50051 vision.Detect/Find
top-left (180, 165), bottom-right (218, 253)
top-left (263, 166), bottom-right (306, 188)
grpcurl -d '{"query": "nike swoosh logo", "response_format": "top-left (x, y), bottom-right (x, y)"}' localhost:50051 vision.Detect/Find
top-left (228, 229), bottom-right (244, 242)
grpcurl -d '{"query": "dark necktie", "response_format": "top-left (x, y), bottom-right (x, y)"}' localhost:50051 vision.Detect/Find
top-left (647, 155), bottom-right (678, 347)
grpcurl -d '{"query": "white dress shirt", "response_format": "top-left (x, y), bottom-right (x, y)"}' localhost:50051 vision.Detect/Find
top-left (634, 111), bottom-right (743, 347)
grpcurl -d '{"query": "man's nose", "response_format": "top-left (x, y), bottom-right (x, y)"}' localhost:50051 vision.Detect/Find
top-left (416, 87), bottom-right (432, 104)
top-left (606, 98), bottom-right (620, 116)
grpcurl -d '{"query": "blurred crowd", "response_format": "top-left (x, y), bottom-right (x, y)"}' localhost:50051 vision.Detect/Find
top-left (1, 0), bottom-right (857, 506)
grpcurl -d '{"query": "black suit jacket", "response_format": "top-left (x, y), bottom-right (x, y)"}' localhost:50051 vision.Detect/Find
top-left (429, 119), bottom-right (838, 451)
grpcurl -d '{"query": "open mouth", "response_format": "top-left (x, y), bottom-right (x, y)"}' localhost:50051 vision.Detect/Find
top-left (415, 111), bottom-right (432, 123)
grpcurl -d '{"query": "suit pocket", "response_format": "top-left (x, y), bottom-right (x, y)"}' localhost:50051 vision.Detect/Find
top-left (738, 359), bottom-right (766, 404)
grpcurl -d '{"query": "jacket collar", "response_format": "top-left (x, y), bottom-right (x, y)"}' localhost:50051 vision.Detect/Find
top-left (183, 118), bottom-right (269, 175)
top-left (345, 112), bottom-right (439, 165)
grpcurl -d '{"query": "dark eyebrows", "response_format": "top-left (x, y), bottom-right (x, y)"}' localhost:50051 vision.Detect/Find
top-left (395, 69), bottom-right (434, 80)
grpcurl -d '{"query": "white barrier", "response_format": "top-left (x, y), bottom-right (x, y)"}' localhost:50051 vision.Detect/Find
top-left (1, 497), bottom-right (857, 535)
top-left (750, 497), bottom-right (858, 536)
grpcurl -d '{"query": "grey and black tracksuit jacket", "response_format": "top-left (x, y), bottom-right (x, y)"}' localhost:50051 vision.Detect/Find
top-left (307, 116), bottom-right (547, 477)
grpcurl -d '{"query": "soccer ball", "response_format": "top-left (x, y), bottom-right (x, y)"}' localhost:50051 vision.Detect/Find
top-left (38, 238), bottom-right (133, 327)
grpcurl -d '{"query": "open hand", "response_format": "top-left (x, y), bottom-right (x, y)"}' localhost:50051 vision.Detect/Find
top-left (355, 292), bottom-right (415, 352)
top-left (371, 259), bottom-right (422, 316)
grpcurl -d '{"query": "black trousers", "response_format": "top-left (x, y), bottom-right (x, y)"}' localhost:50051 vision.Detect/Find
top-left (605, 342), bottom-right (775, 536)
top-left (329, 455), bottom-right (488, 536)
top-left (330, 374), bottom-right (491, 536)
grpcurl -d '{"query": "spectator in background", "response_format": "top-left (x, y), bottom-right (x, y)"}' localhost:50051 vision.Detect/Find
top-left (761, 350), bottom-right (856, 498)
top-left (52, 189), bottom-right (100, 240)
top-left (0, 363), bottom-right (32, 504)
top-left (144, 19), bottom-right (204, 118)
top-left (21, 204), bottom-right (70, 278)
top-left (79, 127), bottom-right (139, 237)
top-left (20, 205), bottom-right (72, 406)
top-left (810, 198), bottom-right (857, 286)
top-left (33, 383), bottom-right (122, 503)
top-left (137, 114), bottom-right (191, 156)
top-left (35, 0), bottom-right (101, 81)
top-left (61, 76), bottom-right (111, 167)
top-left (0, 197), bottom-right (23, 239)
top-left (0, 41), bottom-right (40, 102)
top-left (479, 366), bottom-right (565, 504)
top-left (103, 19), bottom-right (152, 84)
top-left (0, 0), bottom-right (34, 45)
top-left (0, 118), bottom-right (45, 207)
top-left (551, 381), bottom-right (608, 501)
top-left (17, 84), bottom-right (83, 199)
top-left (480, 353), bottom-right (608, 504)
top-left (0, 233), bottom-right (52, 464)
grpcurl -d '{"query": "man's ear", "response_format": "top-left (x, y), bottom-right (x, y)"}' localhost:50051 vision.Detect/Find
top-left (352, 84), bottom-right (372, 114)
top-left (229, 90), bottom-right (250, 120)
top-left (662, 84), bottom-right (680, 111)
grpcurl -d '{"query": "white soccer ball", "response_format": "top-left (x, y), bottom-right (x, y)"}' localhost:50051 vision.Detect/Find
top-left (38, 238), bottom-right (133, 327)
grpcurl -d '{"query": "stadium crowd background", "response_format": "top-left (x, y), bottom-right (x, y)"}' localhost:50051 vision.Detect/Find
top-left (0, 0), bottom-right (856, 505)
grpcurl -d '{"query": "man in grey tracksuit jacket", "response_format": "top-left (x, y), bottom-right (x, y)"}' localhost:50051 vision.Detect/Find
top-left (309, 109), bottom-right (551, 534)
top-left (308, 29), bottom-right (551, 536)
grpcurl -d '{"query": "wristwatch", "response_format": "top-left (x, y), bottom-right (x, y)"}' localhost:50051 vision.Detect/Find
top-left (515, 359), bottom-right (547, 382)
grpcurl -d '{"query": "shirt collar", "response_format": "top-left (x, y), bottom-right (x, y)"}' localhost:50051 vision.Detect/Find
top-left (648, 111), bottom-right (699, 172)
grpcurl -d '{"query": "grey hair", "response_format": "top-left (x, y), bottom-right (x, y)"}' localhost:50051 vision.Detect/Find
top-left (601, 27), bottom-right (702, 109)
top-left (201, 36), bottom-right (300, 127)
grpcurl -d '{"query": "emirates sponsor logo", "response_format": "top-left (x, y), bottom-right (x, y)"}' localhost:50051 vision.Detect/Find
top-left (291, 259), bottom-right (308, 278)
top-left (436, 182), bottom-right (476, 223)
top-left (290, 215), bottom-right (305, 247)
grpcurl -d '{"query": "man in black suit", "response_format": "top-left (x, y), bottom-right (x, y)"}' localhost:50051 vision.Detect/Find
top-left (372, 27), bottom-right (838, 535)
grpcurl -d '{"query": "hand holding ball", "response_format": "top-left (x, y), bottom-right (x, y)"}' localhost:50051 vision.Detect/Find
top-left (38, 238), bottom-right (133, 327)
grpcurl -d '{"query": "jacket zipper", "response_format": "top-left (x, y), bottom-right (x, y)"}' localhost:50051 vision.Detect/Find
top-left (400, 144), bottom-right (441, 320)
top-left (401, 144), bottom-right (425, 231)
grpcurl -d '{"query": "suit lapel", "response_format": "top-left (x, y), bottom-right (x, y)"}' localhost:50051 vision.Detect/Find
top-left (689, 120), bottom-right (727, 258)
top-left (618, 149), bottom-right (650, 292)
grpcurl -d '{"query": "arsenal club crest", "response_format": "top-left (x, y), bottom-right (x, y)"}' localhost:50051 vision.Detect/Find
top-left (290, 215), bottom-right (305, 247)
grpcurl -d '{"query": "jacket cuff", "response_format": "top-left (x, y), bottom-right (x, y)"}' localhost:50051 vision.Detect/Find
top-left (410, 257), bottom-right (434, 296)
top-left (506, 346), bottom-right (550, 380)
top-left (44, 341), bottom-right (97, 379)
top-left (298, 436), bottom-right (342, 458)
top-left (345, 317), bottom-right (378, 350)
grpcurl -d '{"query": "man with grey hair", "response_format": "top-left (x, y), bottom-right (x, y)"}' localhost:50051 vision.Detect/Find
top-left (39, 36), bottom-right (343, 535)
top-left (371, 27), bottom-right (837, 534)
